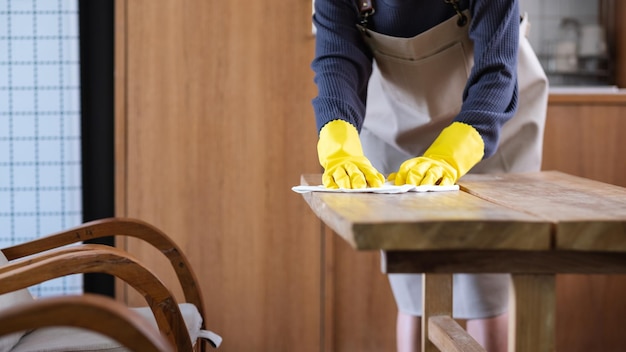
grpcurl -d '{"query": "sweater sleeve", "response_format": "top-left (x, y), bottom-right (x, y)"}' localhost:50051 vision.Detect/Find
top-left (311, 0), bottom-right (372, 134)
top-left (456, 0), bottom-right (520, 158)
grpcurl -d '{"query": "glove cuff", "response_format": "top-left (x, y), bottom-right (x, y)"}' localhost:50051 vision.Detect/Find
top-left (424, 122), bottom-right (484, 176)
top-left (317, 120), bottom-right (364, 167)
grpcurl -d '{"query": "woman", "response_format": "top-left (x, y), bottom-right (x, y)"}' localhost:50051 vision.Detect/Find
top-left (310, 0), bottom-right (547, 350)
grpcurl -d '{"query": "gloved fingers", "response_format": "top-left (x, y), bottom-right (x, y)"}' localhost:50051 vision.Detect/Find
top-left (393, 159), bottom-right (420, 185)
top-left (437, 174), bottom-right (456, 186)
top-left (364, 168), bottom-right (385, 188)
top-left (322, 169), bottom-right (340, 189)
top-left (393, 172), bottom-right (405, 186)
top-left (418, 165), bottom-right (445, 186)
top-left (395, 159), bottom-right (429, 186)
top-left (343, 163), bottom-right (368, 189)
top-left (387, 172), bottom-right (397, 182)
top-left (405, 162), bottom-right (438, 186)
top-left (419, 161), bottom-right (458, 185)
top-left (394, 157), bottom-right (462, 186)
top-left (322, 158), bottom-right (384, 189)
top-left (324, 163), bottom-right (368, 189)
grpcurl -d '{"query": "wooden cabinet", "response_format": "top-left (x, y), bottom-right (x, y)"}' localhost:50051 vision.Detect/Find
top-left (543, 93), bottom-right (626, 352)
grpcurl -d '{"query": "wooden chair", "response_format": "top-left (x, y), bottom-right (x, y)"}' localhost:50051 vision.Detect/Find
top-left (0, 294), bottom-right (174, 352)
top-left (0, 218), bottom-right (221, 352)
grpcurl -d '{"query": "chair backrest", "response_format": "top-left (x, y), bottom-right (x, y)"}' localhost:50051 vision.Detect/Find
top-left (0, 250), bottom-right (35, 352)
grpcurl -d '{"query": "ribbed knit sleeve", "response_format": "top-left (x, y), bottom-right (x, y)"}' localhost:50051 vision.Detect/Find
top-left (311, 0), bottom-right (371, 133)
top-left (311, 0), bottom-right (520, 158)
top-left (459, 0), bottom-right (519, 158)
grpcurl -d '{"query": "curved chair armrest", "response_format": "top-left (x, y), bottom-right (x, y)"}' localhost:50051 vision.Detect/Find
top-left (1, 217), bottom-right (205, 322)
top-left (0, 294), bottom-right (175, 352)
top-left (0, 244), bottom-right (95, 274)
top-left (0, 244), bottom-right (193, 352)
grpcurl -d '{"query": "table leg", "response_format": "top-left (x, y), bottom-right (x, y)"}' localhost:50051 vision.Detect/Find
top-left (509, 274), bottom-right (555, 352)
top-left (422, 273), bottom-right (453, 352)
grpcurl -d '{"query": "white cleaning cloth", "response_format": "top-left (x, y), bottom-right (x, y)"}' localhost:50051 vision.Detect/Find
top-left (292, 182), bottom-right (459, 194)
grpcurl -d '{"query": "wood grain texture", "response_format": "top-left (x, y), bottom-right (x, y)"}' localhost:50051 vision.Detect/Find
top-left (324, 228), bottom-right (397, 351)
top-left (542, 104), bottom-right (626, 188)
top-left (548, 93), bottom-right (626, 104)
top-left (382, 250), bottom-right (626, 274)
top-left (422, 274), bottom-right (452, 352)
top-left (301, 175), bottom-right (551, 251)
top-left (305, 178), bottom-right (397, 352)
top-left (0, 294), bottom-right (174, 352)
top-left (509, 275), bottom-right (555, 352)
top-left (428, 316), bottom-right (485, 352)
top-left (459, 171), bottom-right (626, 251)
top-left (115, 0), bottom-right (322, 350)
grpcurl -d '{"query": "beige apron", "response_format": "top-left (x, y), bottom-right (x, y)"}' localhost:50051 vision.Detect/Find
top-left (360, 12), bottom-right (548, 175)
top-left (358, 12), bottom-right (549, 318)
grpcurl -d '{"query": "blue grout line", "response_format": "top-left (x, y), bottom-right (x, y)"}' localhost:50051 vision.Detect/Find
top-left (57, 0), bottom-right (67, 294)
top-left (57, 0), bottom-right (67, 233)
top-left (0, 111), bottom-right (80, 115)
top-left (0, 35), bottom-right (78, 40)
top-left (0, 61), bottom-right (80, 65)
top-left (7, 0), bottom-right (15, 243)
top-left (0, 86), bottom-right (81, 90)
top-left (33, 0), bottom-right (41, 238)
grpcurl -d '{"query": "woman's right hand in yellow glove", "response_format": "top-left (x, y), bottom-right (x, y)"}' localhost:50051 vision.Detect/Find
top-left (317, 120), bottom-right (385, 189)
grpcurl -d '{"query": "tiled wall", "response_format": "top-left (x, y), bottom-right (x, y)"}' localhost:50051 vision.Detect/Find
top-left (0, 0), bottom-right (82, 297)
top-left (520, 0), bottom-right (613, 86)
top-left (521, 0), bottom-right (599, 55)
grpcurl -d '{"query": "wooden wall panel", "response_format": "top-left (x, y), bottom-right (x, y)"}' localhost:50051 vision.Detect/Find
top-left (542, 101), bottom-right (626, 352)
top-left (324, 227), bottom-right (397, 351)
top-left (542, 102), bottom-right (626, 186)
top-left (615, 0), bottom-right (626, 87)
top-left (115, 1), bottom-right (322, 351)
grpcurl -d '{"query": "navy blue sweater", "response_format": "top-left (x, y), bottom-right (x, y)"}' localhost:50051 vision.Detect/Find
top-left (311, 0), bottom-right (520, 158)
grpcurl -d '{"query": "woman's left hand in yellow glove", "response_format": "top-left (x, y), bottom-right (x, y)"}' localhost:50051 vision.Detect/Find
top-left (389, 122), bottom-right (485, 186)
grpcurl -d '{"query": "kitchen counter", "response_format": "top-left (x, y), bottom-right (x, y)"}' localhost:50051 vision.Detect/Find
top-left (549, 86), bottom-right (626, 104)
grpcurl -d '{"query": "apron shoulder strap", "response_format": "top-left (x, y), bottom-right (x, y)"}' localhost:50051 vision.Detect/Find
top-left (444, 0), bottom-right (468, 26)
top-left (357, 0), bottom-right (375, 29)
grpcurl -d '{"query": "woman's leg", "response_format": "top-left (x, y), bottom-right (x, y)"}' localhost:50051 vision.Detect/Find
top-left (466, 312), bottom-right (508, 352)
top-left (391, 273), bottom-right (510, 351)
top-left (396, 311), bottom-right (508, 352)
top-left (396, 311), bottom-right (421, 352)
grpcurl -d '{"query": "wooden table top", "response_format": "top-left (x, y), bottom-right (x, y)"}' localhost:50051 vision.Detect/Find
top-left (299, 171), bottom-right (626, 252)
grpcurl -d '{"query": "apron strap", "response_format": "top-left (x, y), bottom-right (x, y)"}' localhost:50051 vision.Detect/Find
top-left (444, 0), bottom-right (468, 26)
top-left (358, 1), bottom-right (468, 29)
top-left (358, 0), bottom-right (375, 30)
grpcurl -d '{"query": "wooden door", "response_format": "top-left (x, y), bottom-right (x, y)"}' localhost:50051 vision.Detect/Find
top-left (115, 1), bottom-right (322, 350)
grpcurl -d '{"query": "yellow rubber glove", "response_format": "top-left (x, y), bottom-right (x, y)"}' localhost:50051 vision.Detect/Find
top-left (389, 122), bottom-right (484, 186)
top-left (317, 120), bottom-right (385, 189)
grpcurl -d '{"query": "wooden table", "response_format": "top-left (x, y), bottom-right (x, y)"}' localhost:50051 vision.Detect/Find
top-left (298, 171), bottom-right (626, 352)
